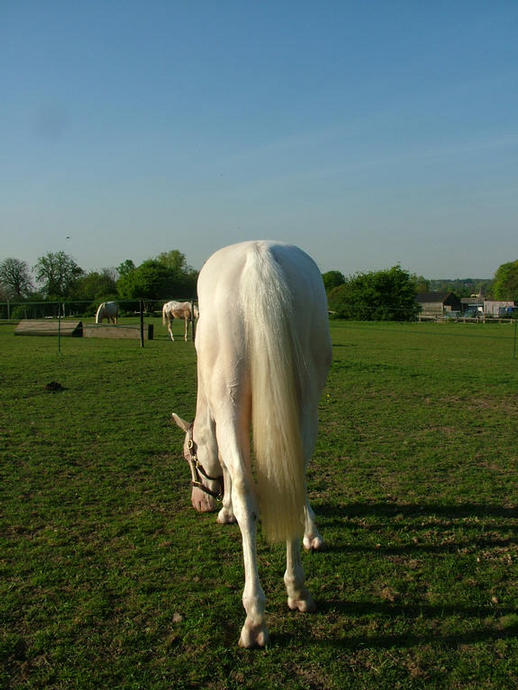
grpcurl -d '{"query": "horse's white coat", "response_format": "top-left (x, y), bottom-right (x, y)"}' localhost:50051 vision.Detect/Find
top-left (162, 300), bottom-right (198, 341)
top-left (173, 240), bottom-right (331, 647)
top-left (95, 301), bottom-right (119, 324)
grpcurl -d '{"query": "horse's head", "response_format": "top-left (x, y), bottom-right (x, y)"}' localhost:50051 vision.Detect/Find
top-left (172, 413), bottom-right (223, 513)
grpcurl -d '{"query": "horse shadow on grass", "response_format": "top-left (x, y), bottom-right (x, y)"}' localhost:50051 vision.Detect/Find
top-left (274, 601), bottom-right (518, 651)
top-left (311, 501), bottom-right (518, 560)
top-left (316, 500), bottom-right (518, 521)
top-left (272, 500), bottom-right (518, 651)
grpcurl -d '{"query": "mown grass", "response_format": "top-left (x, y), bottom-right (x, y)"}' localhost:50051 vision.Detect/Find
top-left (1, 318), bottom-right (518, 688)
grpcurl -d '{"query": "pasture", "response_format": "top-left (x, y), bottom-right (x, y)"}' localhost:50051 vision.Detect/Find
top-left (1, 318), bottom-right (518, 688)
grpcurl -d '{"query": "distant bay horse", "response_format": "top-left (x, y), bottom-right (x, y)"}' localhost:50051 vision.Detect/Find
top-left (172, 240), bottom-right (332, 647)
top-left (95, 301), bottom-right (119, 324)
top-left (162, 300), bottom-right (198, 341)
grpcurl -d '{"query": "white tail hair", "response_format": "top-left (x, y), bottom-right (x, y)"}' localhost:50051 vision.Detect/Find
top-left (241, 243), bottom-right (306, 543)
top-left (95, 302), bottom-right (105, 324)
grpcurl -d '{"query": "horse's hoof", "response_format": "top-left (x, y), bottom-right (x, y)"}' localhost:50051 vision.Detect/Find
top-left (287, 593), bottom-right (317, 613)
top-left (217, 508), bottom-right (237, 524)
top-left (303, 535), bottom-right (324, 551)
top-left (238, 623), bottom-right (269, 648)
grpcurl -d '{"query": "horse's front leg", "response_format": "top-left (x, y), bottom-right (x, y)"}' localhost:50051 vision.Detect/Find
top-left (184, 317), bottom-right (188, 342)
top-left (303, 500), bottom-right (324, 551)
top-left (300, 404), bottom-right (324, 551)
top-left (285, 538), bottom-right (316, 613)
top-left (217, 464), bottom-right (236, 524)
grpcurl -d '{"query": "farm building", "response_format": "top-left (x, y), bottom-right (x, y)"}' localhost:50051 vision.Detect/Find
top-left (416, 292), bottom-right (461, 318)
top-left (483, 300), bottom-right (514, 317)
top-left (460, 297), bottom-right (484, 312)
top-left (460, 298), bottom-right (515, 317)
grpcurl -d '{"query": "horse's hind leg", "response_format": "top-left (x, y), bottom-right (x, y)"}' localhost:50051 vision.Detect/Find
top-left (215, 417), bottom-right (267, 648)
top-left (168, 319), bottom-right (174, 341)
top-left (300, 403), bottom-right (324, 551)
top-left (230, 469), bottom-right (267, 647)
top-left (234, 490), bottom-right (268, 648)
top-left (184, 317), bottom-right (188, 342)
top-left (284, 538), bottom-right (316, 613)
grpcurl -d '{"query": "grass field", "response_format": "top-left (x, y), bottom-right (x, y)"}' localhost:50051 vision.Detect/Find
top-left (2, 317), bottom-right (518, 688)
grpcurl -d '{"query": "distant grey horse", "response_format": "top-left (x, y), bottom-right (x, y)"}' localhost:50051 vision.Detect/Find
top-left (95, 301), bottom-right (119, 324)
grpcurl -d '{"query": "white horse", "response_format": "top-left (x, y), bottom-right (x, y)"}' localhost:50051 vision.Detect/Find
top-left (95, 301), bottom-right (119, 324)
top-left (162, 300), bottom-right (198, 341)
top-left (172, 240), bottom-right (332, 648)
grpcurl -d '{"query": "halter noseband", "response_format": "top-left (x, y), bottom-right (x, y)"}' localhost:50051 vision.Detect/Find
top-left (186, 437), bottom-right (224, 501)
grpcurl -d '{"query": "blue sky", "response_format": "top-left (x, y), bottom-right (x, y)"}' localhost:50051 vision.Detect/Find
top-left (1, 1), bottom-right (517, 278)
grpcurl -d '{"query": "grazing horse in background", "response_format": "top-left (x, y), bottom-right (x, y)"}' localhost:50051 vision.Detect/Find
top-left (162, 300), bottom-right (198, 341)
top-left (172, 240), bottom-right (332, 648)
top-left (95, 301), bottom-right (119, 324)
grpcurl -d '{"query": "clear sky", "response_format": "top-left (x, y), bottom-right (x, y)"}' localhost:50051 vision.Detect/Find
top-left (1, 1), bottom-right (517, 279)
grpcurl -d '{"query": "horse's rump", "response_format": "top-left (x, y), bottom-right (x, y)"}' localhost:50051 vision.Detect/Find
top-left (197, 241), bottom-right (330, 543)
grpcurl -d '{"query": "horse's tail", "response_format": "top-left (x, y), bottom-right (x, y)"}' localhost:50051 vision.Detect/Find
top-left (241, 243), bottom-right (306, 543)
top-left (95, 303), bottom-right (104, 324)
top-left (162, 303), bottom-right (167, 325)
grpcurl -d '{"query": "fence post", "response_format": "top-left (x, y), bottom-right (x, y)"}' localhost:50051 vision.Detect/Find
top-left (140, 300), bottom-right (145, 348)
top-left (58, 303), bottom-right (62, 355)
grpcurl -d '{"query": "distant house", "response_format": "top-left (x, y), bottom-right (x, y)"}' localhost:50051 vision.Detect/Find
top-left (416, 292), bottom-right (462, 318)
top-left (462, 299), bottom-right (515, 317)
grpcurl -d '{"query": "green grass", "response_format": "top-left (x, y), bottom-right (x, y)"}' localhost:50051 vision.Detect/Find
top-left (1, 318), bottom-right (518, 688)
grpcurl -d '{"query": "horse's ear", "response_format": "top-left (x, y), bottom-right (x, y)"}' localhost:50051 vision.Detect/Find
top-left (172, 413), bottom-right (190, 433)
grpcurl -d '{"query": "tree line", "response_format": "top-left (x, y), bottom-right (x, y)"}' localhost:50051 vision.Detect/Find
top-left (0, 250), bottom-right (198, 309)
top-left (1, 249), bottom-right (517, 322)
top-left (323, 259), bottom-right (518, 321)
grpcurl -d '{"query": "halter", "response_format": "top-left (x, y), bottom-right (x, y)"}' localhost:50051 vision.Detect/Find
top-left (186, 436), bottom-right (224, 501)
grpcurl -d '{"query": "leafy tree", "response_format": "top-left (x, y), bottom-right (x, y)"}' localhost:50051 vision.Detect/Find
top-left (0, 283), bottom-right (9, 301)
top-left (322, 271), bottom-right (345, 292)
top-left (33, 251), bottom-right (84, 299)
top-left (155, 249), bottom-right (198, 294)
top-left (413, 275), bottom-right (430, 294)
top-left (328, 265), bottom-right (419, 321)
top-left (492, 260), bottom-right (518, 301)
top-left (73, 269), bottom-right (118, 301)
top-left (0, 257), bottom-right (33, 297)
top-left (427, 278), bottom-right (493, 298)
top-left (117, 259), bottom-right (136, 277)
top-left (156, 250), bottom-right (189, 273)
top-left (117, 250), bottom-right (198, 300)
top-left (117, 260), bottom-right (178, 300)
